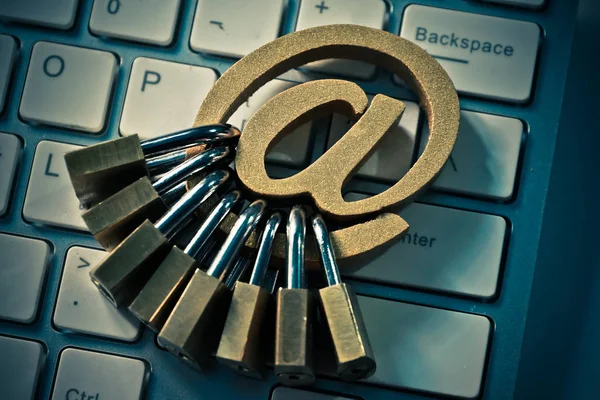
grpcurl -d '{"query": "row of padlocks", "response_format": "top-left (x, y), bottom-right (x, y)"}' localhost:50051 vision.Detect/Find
top-left (64, 124), bottom-right (376, 386)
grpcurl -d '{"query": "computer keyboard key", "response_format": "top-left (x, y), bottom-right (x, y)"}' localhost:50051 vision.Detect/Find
top-left (344, 196), bottom-right (506, 299)
top-left (481, 0), bottom-right (545, 8)
top-left (190, 0), bottom-right (285, 59)
top-left (23, 141), bottom-right (88, 231)
top-left (0, 0), bottom-right (78, 30)
top-left (357, 296), bottom-right (490, 398)
top-left (0, 132), bottom-right (21, 216)
top-left (0, 336), bottom-right (45, 400)
top-left (295, 0), bottom-right (386, 78)
top-left (0, 233), bottom-right (50, 323)
top-left (120, 57), bottom-right (217, 139)
top-left (54, 246), bottom-right (141, 341)
top-left (399, 5), bottom-right (540, 103)
top-left (327, 99), bottom-right (419, 182)
top-left (51, 348), bottom-right (148, 400)
top-left (271, 387), bottom-right (354, 400)
top-left (0, 35), bottom-right (17, 114)
top-left (420, 110), bottom-right (523, 200)
top-left (90, 0), bottom-right (182, 46)
top-left (228, 80), bottom-right (312, 168)
top-left (20, 42), bottom-right (117, 133)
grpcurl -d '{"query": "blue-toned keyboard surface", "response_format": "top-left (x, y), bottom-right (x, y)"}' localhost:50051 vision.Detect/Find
top-left (0, 0), bottom-right (580, 399)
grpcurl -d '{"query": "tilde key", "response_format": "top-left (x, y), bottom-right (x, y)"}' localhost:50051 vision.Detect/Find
top-left (89, 169), bottom-right (230, 308)
top-left (65, 124), bottom-right (240, 207)
top-left (128, 190), bottom-right (243, 332)
top-left (275, 206), bottom-right (315, 386)
top-left (81, 146), bottom-right (233, 250)
top-left (312, 214), bottom-right (376, 381)
top-left (216, 211), bottom-right (283, 379)
top-left (157, 199), bottom-right (267, 370)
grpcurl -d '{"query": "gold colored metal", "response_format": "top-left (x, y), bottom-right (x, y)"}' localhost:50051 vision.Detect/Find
top-left (65, 135), bottom-right (147, 207)
top-left (215, 282), bottom-right (270, 379)
top-left (128, 246), bottom-right (197, 332)
top-left (319, 283), bottom-right (375, 381)
top-left (274, 288), bottom-right (315, 386)
top-left (187, 24), bottom-right (459, 265)
top-left (82, 177), bottom-right (167, 251)
top-left (157, 269), bottom-right (231, 371)
top-left (89, 220), bottom-right (170, 307)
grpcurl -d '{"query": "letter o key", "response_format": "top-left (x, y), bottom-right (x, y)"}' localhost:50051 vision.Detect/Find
top-left (187, 24), bottom-right (460, 267)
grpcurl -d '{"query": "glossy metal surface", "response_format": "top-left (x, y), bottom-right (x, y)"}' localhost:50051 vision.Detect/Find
top-left (145, 149), bottom-right (187, 176)
top-left (206, 199), bottom-right (267, 280)
top-left (152, 146), bottom-right (233, 194)
top-left (249, 212), bottom-right (282, 287)
top-left (311, 215), bottom-right (341, 287)
top-left (155, 169), bottom-right (229, 238)
top-left (286, 206), bottom-right (306, 289)
top-left (184, 190), bottom-right (242, 260)
top-left (140, 124), bottom-right (241, 156)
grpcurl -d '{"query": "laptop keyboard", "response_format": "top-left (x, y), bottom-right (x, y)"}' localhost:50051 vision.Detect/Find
top-left (0, 0), bottom-right (573, 399)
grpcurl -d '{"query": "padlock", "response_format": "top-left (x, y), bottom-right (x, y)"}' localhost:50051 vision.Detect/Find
top-left (157, 199), bottom-right (267, 371)
top-left (65, 124), bottom-right (240, 207)
top-left (128, 190), bottom-right (242, 332)
top-left (216, 212), bottom-right (282, 379)
top-left (81, 146), bottom-right (233, 250)
top-left (274, 206), bottom-right (315, 386)
top-left (311, 214), bottom-right (376, 381)
top-left (89, 169), bottom-right (230, 308)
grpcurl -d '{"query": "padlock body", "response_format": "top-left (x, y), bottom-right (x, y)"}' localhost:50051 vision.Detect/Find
top-left (318, 283), bottom-right (376, 381)
top-left (216, 282), bottom-right (270, 379)
top-left (129, 246), bottom-right (197, 332)
top-left (82, 177), bottom-right (167, 251)
top-left (65, 135), bottom-right (146, 207)
top-left (274, 288), bottom-right (315, 386)
top-left (158, 270), bottom-right (231, 371)
top-left (90, 220), bottom-right (170, 307)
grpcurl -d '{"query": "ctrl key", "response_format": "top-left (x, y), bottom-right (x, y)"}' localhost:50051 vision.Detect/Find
top-left (51, 348), bottom-right (148, 400)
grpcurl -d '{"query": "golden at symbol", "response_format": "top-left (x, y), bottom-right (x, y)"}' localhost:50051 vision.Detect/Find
top-left (186, 24), bottom-right (460, 268)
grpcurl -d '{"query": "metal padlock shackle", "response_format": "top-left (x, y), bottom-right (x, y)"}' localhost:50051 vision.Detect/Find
top-left (128, 189), bottom-right (243, 333)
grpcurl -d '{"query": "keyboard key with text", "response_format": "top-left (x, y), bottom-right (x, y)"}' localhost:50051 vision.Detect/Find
top-left (228, 79), bottom-right (313, 167)
top-left (400, 5), bottom-right (540, 103)
top-left (0, 336), bottom-right (45, 400)
top-left (0, 233), bottom-right (50, 323)
top-left (344, 195), bottom-right (506, 299)
top-left (23, 141), bottom-right (87, 231)
top-left (0, 132), bottom-right (20, 216)
top-left (0, 35), bottom-right (17, 114)
top-left (90, 0), bottom-right (182, 46)
top-left (0, 0), bottom-right (78, 30)
top-left (190, 0), bottom-right (285, 59)
top-left (420, 110), bottom-right (523, 200)
top-left (295, 0), bottom-right (386, 78)
top-left (20, 42), bottom-right (117, 133)
top-left (54, 246), bottom-right (141, 341)
top-left (51, 348), bottom-right (148, 400)
top-left (120, 57), bottom-right (216, 139)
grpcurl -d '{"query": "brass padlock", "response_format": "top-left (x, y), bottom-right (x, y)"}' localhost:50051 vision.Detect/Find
top-left (216, 212), bottom-right (282, 379)
top-left (157, 199), bottom-right (267, 370)
top-left (81, 146), bottom-right (233, 250)
top-left (275, 206), bottom-right (315, 386)
top-left (65, 124), bottom-right (240, 207)
top-left (89, 169), bottom-right (230, 307)
top-left (311, 214), bottom-right (376, 381)
top-left (128, 190), bottom-right (242, 332)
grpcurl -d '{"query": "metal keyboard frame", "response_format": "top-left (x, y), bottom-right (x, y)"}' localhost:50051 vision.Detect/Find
top-left (0, 0), bottom-right (586, 399)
